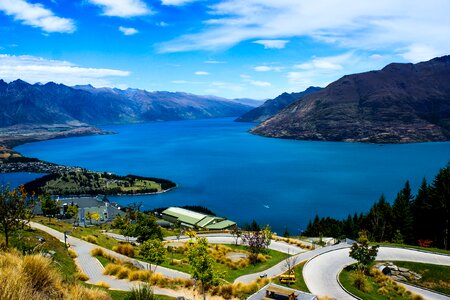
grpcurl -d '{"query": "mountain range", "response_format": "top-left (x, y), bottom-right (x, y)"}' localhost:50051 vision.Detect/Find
top-left (236, 86), bottom-right (322, 123)
top-left (252, 56), bottom-right (450, 143)
top-left (0, 79), bottom-right (255, 128)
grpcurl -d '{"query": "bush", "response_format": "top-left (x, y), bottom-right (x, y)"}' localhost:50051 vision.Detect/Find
top-left (95, 281), bottom-right (110, 289)
top-left (125, 284), bottom-right (154, 300)
top-left (113, 243), bottom-right (135, 257)
top-left (82, 235), bottom-right (97, 244)
top-left (75, 271), bottom-right (89, 281)
top-left (68, 249), bottom-right (77, 258)
top-left (90, 247), bottom-right (105, 257)
top-left (352, 271), bottom-right (371, 292)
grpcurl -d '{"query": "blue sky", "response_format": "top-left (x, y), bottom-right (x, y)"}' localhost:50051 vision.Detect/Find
top-left (0, 0), bottom-right (450, 99)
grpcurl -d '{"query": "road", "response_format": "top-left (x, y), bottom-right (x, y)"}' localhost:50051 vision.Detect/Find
top-left (30, 222), bottom-right (189, 297)
top-left (303, 246), bottom-right (450, 300)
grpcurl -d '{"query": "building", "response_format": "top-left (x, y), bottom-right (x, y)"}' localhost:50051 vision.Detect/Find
top-left (34, 195), bottom-right (125, 225)
top-left (161, 207), bottom-right (236, 230)
top-left (247, 283), bottom-right (317, 300)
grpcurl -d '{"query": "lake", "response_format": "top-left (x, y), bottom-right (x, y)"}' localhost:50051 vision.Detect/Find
top-left (4, 118), bottom-right (450, 234)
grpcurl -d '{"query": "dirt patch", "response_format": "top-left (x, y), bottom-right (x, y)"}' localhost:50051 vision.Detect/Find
top-left (226, 252), bottom-right (248, 262)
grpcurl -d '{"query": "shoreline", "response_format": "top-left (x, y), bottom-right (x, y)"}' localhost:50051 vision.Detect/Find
top-left (0, 127), bottom-right (177, 197)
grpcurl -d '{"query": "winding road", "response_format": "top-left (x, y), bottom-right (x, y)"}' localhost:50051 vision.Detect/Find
top-left (31, 222), bottom-right (450, 299)
top-left (303, 246), bottom-right (450, 300)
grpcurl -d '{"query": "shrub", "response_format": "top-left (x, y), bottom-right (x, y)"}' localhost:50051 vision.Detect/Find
top-left (103, 263), bottom-right (123, 276)
top-left (125, 283), bottom-right (154, 300)
top-left (23, 255), bottom-right (62, 297)
top-left (377, 287), bottom-right (389, 295)
top-left (113, 243), bottom-right (135, 258)
top-left (117, 268), bottom-right (130, 279)
top-left (75, 271), bottom-right (89, 281)
top-left (68, 249), bottom-right (77, 258)
top-left (128, 270), bottom-right (151, 282)
top-left (82, 235), bottom-right (98, 244)
top-left (95, 281), bottom-right (110, 289)
top-left (90, 248), bottom-right (105, 257)
top-left (352, 271), bottom-right (371, 292)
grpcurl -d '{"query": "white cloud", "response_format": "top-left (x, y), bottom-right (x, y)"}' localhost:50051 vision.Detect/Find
top-left (293, 53), bottom-right (353, 70)
top-left (119, 26), bottom-right (138, 35)
top-left (161, 0), bottom-right (199, 6)
top-left (398, 44), bottom-right (440, 63)
top-left (240, 74), bottom-right (251, 79)
top-left (0, 54), bottom-right (129, 87)
top-left (204, 60), bottom-right (225, 64)
top-left (88, 0), bottom-right (151, 17)
top-left (194, 71), bottom-right (209, 75)
top-left (158, 0), bottom-right (450, 62)
top-left (253, 65), bottom-right (282, 72)
top-left (248, 80), bottom-right (271, 87)
top-left (253, 39), bottom-right (289, 49)
top-left (156, 21), bottom-right (169, 27)
top-left (0, 0), bottom-right (75, 33)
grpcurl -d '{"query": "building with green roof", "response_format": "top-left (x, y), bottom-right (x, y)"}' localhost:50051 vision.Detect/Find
top-left (161, 207), bottom-right (236, 230)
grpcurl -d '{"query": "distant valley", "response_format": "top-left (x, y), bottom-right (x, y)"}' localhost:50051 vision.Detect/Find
top-left (252, 55), bottom-right (450, 143)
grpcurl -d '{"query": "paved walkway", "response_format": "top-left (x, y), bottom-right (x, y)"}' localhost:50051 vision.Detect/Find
top-left (302, 246), bottom-right (450, 300)
top-left (30, 222), bottom-right (189, 298)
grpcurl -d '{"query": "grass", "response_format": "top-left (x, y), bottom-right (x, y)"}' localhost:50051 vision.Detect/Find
top-left (374, 242), bottom-right (450, 255)
top-left (339, 266), bottom-right (424, 300)
top-left (4, 226), bottom-right (77, 281)
top-left (392, 261), bottom-right (450, 295)
top-left (33, 216), bottom-right (119, 250)
top-left (96, 255), bottom-right (110, 267)
top-left (275, 261), bottom-right (310, 292)
top-left (108, 289), bottom-right (175, 300)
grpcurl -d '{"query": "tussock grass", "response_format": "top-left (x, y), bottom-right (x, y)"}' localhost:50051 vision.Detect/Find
top-left (74, 271), bottom-right (89, 281)
top-left (210, 278), bottom-right (269, 299)
top-left (82, 235), bottom-right (98, 244)
top-left (68, 248), bottom-right (77, 258)
top-left (0, 250), bottom-right (109, 300)
top-left (95, 281), bottom-right (110, 289)
top-left (91, 247), bottom-right (122, 264)
top-left (112, 243), bottom-right (135, 257)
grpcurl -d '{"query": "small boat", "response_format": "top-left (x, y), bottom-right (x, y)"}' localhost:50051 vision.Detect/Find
top-left (263, 204), bottom-right (270, 209)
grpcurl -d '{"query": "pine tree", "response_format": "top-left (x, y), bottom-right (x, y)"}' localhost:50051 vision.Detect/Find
top-left (367, 194), bottom-right (392, 242)
top-left (429, 164), bottom-right (450, 249)
top-left (392, 181), bottom-right (414, 244)
top-left (412, 178), bottom-right (431, 242)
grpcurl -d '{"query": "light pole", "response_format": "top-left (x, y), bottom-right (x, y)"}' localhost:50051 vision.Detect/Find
top-left (64, 231), bottom-right (72, 247)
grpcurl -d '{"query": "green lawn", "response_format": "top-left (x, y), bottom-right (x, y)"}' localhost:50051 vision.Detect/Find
top-left (374, 242), bottom-right (450, 255)
top-left (275, 261), bottom-right (310, 292)
top-left (34, 216), bottom-right (119, 250)
top-left (3, 226), bottom-right (77, 281)
top-left (393, 261), bottom-right (450, 295)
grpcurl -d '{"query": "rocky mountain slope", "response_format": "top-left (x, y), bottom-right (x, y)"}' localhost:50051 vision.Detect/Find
top-left (236, 86), bottom-right (321, 122)
top-left (0, 80), bottom-right (253, 127)
top-left (252, 56), bottom-right (450, 143)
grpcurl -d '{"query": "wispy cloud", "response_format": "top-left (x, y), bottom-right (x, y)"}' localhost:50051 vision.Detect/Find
top-left (293, 53), bottom-right (353, 70)
top-left (0, 54), bottom-right (129, 87)
top-left (156, 21), bottom-right (169, 27)
top-left (119, 26), bottom-right (138, 35)
top-left (0, 0), bottom-right (75, 33)
top-left (157, 0), bottom-right (450, 62)
top-left (88, 0), bottom-right (151, 17)
top-left (161, 0), bottom-right (200, 6)
top-left (194, 71), bottom-right (209, 75)
top-left (204, 60), bottom-right (225, 64)
top-left (248, 80), bottom-right (271, 87)
top-left (253, 65), bottom-right (282, 72)
top-left (253, 40), bottom-right (289, 49)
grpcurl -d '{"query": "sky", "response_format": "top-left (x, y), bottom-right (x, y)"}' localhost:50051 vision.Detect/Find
top-left (0, 0), bottom-right (450, 99)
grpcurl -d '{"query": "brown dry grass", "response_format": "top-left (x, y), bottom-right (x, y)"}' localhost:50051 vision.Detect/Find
top-left (0, 250), bottom-right (109, 300)
top-left (112, 243), bottom-right (135, 257)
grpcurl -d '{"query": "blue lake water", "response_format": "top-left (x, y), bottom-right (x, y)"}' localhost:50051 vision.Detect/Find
top-left (3, 118), bottom-right (450, 234)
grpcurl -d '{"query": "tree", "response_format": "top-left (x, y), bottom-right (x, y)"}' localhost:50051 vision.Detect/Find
top-left (392, 181), bottom-right (414, 244)
top-left (412, 178), bottom-right (431, 242)
top-left (40, 194), bottom-right (59, 221)
top-left (230, 225), bottom-right (242, 245)
top-left (140, 239), bottom-right (167, 272)
top-left (187, 237), bottom-right (222, 300)
top-left (0, 185), bottom-right (31, 247)
top-left (242, 225), bottom-right (272, 264)
top-left (120, 212), bottom-right (162, 243)
top-left (283, 226), bottom-right (290, 238)
top-left (349, 231), bottom-right (379, 272)
top-left (283, 250), bottom-right (298, 276)
top-left (366, 194), bottom-right (392, 242)
top-left (66, 204), bottom-right (79, 225)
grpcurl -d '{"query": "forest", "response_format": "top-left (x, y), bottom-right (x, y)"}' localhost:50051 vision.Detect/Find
top-left (304, 164), bottom-right (450, 249)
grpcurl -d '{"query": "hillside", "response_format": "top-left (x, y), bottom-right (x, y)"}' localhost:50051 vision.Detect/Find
top-left (0, 80), bottom-right (253, 127)
top-left (236, 86), bottom-right (321, 123)
top-left (252, 56), bottom-right (450, 143)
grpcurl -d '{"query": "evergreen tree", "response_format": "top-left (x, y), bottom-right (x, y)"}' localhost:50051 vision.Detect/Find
top-left (392, 181), bottom-right (414, 244)
top-left (429, 164), bottom-right (450, 249)
top-left (367, 194), bottom-right (392, 242)
top-left (412, 178), bottom-right (431, 242)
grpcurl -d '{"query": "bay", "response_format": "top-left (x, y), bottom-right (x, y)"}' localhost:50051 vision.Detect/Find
top-left (5, 118), bottom-right (450, 234)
